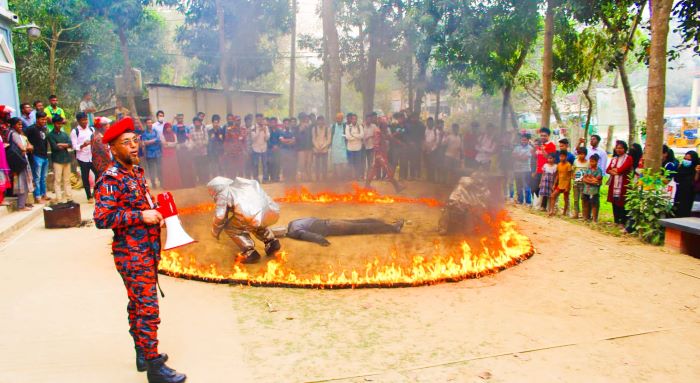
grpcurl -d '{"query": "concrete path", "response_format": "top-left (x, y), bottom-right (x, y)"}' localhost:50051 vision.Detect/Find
top-left (0, 204), bottom-right (252, 383)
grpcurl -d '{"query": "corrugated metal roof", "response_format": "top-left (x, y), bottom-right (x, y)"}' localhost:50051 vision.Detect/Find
top-left (146, 83), bottom-right (281, 97)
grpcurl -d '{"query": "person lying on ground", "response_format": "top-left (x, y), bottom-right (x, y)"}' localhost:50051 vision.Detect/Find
top-left (285, 217), bottom-right (405, 246)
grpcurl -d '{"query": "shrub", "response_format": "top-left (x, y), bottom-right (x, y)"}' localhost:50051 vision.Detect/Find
top-left (625, 168), bottom-right (675, 245)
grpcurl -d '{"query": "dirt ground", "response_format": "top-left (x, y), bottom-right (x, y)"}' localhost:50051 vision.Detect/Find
top-left (2, 181), bottom-right (699, 383)
top-left (174, 181), bottom-right (700, 382)
top-left (171, 181), bottom-right (484, 279)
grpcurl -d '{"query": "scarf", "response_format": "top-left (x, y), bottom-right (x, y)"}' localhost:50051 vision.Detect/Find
top-left (611, 153), bottom-right (628, 199)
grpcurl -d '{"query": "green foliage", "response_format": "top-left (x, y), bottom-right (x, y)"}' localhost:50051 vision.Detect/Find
top-left (625, 169), bottom-right (675, 245)
top-left (672, 0), bottom-right (700, 56)
top-left (11, 0), bottom-right (170, 110)
top-left (72, 9), bottom-right (170, 105)
top-left (435, 0), bottom-right (540, 94)
top-left (175, 0), bottom-right (290, 88)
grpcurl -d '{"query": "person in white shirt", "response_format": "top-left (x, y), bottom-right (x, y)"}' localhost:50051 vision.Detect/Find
top-left (79, 92), bottom-right (97, 126)
top-left (312, 115), bottom-right (331, 181)
top-left (344, 113), bottom-right (364, 180)
top-left (423, 117), bottom-right (440, 182)
top-left (579, 134), bottom-right (608, 173)
top-left (71, 112), bottom-right (97, 203)
top-left (249, 113), bottom-right (270, 182)
top-left (443, 123), bottom-right (463, 184)
top-left (362, 112), bottom-right (378, 179)
top-left (152, 110), bottom-right (166, 141)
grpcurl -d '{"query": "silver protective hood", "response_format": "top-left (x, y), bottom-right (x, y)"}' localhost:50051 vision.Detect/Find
top-left (447, 176), bottom-right (489, 211)
top-left (207, 176), bottom-right (280, 229)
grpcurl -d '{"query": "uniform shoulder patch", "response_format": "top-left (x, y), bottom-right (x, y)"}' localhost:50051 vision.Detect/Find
top-left (103, 166), bottom-right (119, 177)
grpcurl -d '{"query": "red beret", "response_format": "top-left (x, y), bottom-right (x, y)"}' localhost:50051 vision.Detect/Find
top-left (102, 117), bottom-right (134, 144)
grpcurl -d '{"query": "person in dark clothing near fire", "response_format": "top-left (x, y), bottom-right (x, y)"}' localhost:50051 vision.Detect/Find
top-left (286, 217), bottom-right (404, 246)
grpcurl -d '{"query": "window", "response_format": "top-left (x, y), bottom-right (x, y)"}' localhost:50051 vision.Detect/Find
top-left (0, 33), bottom-right (15, 73)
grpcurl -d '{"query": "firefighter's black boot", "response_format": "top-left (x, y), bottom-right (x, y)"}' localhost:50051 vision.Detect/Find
top-left (146, 355), bottom-right (186, 383)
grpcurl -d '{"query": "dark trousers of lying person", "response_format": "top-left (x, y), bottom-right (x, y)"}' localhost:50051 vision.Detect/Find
top-left (286, 217), bottom-right (404, 246)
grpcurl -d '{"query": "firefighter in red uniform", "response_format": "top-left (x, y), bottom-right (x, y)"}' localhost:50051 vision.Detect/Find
top-left (93, 117), bottom-right (186, 383)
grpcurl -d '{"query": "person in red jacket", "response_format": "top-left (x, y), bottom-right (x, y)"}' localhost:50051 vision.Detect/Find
top-left (93, 117), bottom-right (186, 383)
top-left (534, 127), bottom-right (557, 209)
top-left (606, 140), bottom-right (633, 227)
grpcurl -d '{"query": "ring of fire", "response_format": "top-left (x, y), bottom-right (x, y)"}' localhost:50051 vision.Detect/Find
top-left (157, 186), bottom-right (535, 289)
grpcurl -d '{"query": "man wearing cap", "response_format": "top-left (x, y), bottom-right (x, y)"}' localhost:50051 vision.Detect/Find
top-left (93, 117), bottom-right (186, 383)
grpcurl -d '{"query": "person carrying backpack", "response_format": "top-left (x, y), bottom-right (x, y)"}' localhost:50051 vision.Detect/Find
top-left (71, 112), bottom-right (97, 203)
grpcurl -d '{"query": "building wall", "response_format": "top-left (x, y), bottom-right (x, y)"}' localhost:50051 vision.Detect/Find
top-left (147, 86), bottom-right (278, 122)
top-left (0, 2), bottom-right (20, 113)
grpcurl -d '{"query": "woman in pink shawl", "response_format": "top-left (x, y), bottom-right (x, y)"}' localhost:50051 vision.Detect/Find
top-left (0, 125), bottom-right (10, 206)
top-left (606, 140), bottom-right (633, 227)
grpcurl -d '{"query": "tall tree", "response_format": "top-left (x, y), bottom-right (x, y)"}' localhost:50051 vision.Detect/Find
top-left (322, 0), bottom-right (342, 117)
top-left (177, 0), bottom-right (290, 114)
top-left (644, 0), bottom-right (674, 171)
top-left (571, 0), bottom-right (647, 145)
top-left (289, 0), bottom-right (297, 116)
top-left (541, 0), bottom-right (556, 129)
top-left (436, 0), bottom-right (540, 130)
top-left (88, 0), bottom-right (177, 117)
top-left (11, 0), bottom-right (91, 95)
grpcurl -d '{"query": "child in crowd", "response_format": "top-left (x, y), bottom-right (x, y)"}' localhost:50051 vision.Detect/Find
top-left (582, 154), bottom-right (603, 222)
top-left (572, 147), bottom-right (589, 218)
top-left (539, 153), bottom-right (557, 212)
top-left (550, 151), bottom-right (572, 216)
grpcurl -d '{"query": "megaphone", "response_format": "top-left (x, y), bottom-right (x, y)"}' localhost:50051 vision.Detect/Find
top-left (156, 192), bottom-right (196, 250)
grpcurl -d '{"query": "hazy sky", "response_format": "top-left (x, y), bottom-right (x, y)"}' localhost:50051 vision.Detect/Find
top-left (297, 0), bottom-right (322, 37)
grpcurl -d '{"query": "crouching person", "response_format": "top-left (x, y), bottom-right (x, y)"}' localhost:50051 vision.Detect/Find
top-left (207, 176), bottom-right (282, 263)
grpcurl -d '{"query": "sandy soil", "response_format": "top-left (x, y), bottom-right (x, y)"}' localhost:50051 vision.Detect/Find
top-left (2, 181), bottom-right (699, 383)
top-left (174, 181), bottom-right (700, 382)
top-left (170, 181), bottom-right (471, 279)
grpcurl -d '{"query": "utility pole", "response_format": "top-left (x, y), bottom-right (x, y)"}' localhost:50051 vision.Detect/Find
top-left (289, 0), bottom-right (297, 117)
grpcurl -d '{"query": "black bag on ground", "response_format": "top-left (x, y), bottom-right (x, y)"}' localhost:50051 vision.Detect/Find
top-left (5, 131), bottom-right (28, 173)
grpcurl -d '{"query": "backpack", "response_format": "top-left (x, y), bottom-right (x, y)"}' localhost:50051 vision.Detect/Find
top-left (73, 126), bottom-right (95, 141)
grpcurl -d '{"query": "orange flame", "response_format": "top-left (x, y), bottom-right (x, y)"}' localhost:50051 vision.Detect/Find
top-left (276, 183), bottom-right (444, 207)
top-left (159, 185), bottom-right (533, 288)
top-left (177, 184), bottom-right (444, 216)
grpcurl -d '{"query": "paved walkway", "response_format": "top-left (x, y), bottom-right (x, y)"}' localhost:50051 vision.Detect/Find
top-left (0, 203), bottom-right (252, 383)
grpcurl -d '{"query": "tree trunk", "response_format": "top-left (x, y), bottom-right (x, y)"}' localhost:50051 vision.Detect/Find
top-left (289, 0), bottom-right (297, 117)
top-left (322, 35), bottom-right (330, 119)
top-left (322, 0), bottom-right (342, 117)
top-left (215, 0), bottom-right (232, 115)
top-left (117, 27), bottom-right (138, 118)
top-left (582, 57), bottom-right (597, 142)
top-left (644, 0), bottom-right (673, 171)
top-left (551, 100), bottom-right (563, 126)
top-left (605, 125), bottom-right (615, 153)
top-left (540, 0), bottom-right (555, 129)
top-left (413, 62), bottom-right (427, 114)
top-left (49, 35), bottom-right (58, 95)
top-left (434, 90), bottom-right (441, 122)
top-left (508, 101), bottom-right (519, 130)
top-left (363, 24), bottom-right (378, 119)
top-left (583, 89), bottom-right (594, 142)
top-left (407, 56), bottom-right (414, 113)
top-left (501, 85), bottom-right (512, 132)
top-left (618, 61), bottom-right (637, 145)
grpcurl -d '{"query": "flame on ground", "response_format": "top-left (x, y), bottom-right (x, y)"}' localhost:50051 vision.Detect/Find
top-left (159, 186), bottom-right (533, 289)
top-left (177, 184), bottom-right (443, 215)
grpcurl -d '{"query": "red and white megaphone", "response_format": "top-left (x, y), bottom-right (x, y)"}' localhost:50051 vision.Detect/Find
top-left (156, 192), bottom-right (196, 250)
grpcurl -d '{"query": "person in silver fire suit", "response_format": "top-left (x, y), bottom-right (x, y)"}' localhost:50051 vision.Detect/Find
top-left (207, 176), bottom-right (281, 263)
